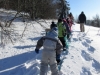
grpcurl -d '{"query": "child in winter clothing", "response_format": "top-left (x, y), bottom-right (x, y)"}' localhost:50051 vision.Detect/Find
top-left (66, 17), bottom-right (73, 32)
top-left (66, 17), bottom-right (74, 41)
top-left (57, 18), bottom-right (67, 51)
top-left (63, 19), bottom-right (71, 42)
top-left (50, 21), bottom-right (62, 64)
top-left (35, 24), bottom-right (63, 75)
top-left (68, 12), bottom-right (74, 23)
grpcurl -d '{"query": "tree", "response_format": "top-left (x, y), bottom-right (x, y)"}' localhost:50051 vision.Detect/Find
top-left (56, 0), bottom-right (70, 19)
top-left (93, 14), bottom-right (100, 27)
top-left (0, 0), bottom-right (70, 19)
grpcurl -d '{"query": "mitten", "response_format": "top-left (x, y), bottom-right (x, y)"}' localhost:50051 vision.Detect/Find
top-left (35, 48), bottom-right (39, 54)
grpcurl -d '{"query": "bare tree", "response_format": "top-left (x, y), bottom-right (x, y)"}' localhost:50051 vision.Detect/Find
top-left (92, 14), bottom-right (100, 27)
top-left (0, 0), bottom-right (71, 46)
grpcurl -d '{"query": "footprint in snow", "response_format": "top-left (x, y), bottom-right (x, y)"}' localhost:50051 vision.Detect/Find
top-left (81, 50), bottom-right (93, 61)
top-left (80, 67), bottom-right (92, 75)
top-left (92, 59), bottom-right (100, 73)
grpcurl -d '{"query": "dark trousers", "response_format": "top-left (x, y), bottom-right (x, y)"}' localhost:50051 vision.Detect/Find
top-left (58, 37), bottom-right (66, 48)
top-left (67, 34), bottom-right (70, 39)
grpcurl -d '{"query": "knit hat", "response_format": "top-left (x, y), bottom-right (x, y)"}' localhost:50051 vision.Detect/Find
top-left (47, 27), bottom-right (58, 40)
top-left (50, 21), bottom-right (57, 29)
top-left (58, 18), bottom-right (62, 22)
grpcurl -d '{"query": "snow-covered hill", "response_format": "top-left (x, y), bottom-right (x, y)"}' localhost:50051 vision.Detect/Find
top-left (0, 10), bottom-right (100, 75)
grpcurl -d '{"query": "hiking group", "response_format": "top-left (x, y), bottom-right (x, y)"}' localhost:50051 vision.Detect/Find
top-left (34, 11), bottom-right (86, 75)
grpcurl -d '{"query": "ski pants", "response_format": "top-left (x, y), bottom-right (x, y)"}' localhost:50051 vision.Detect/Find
top-left (40, 49), bottom-right (59, 75)
top-left (80, 23), bottom-right (85, 32)
top-left (58, 37), bottom-right (66, 48)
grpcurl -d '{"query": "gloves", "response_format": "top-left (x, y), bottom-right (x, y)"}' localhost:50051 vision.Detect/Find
top-left (35, 48), bottom-right (39, 54)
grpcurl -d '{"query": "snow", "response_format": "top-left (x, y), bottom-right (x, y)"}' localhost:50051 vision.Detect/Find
top-left (0, 10), bottom-right (100, 75)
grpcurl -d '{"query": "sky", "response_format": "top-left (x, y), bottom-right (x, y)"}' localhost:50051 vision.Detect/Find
top-left (0, 9), bottom-right (100, 75)
top-left (67, 0), bottom-right (100, 20)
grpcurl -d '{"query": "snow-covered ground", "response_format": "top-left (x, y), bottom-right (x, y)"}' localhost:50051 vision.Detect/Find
top-left (0, 10), bottom-right (100, 75)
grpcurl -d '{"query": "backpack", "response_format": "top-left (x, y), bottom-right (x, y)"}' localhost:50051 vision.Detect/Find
top-left (43, 27), bottom-right (58, 50)
top-left (43, 39), bottom-right (56, 50)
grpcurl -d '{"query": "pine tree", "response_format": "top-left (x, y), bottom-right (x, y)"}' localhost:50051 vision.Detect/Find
top-left (57, 0), bottom-right (70, 19)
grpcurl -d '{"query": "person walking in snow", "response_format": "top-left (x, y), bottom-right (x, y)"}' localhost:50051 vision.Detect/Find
top-left (78, 11), bottom-right (86, 32)
top-left (35, 23), bottom-right (63, 75)
top-left (63, 19), bottom-right (71, 42)
top-left (66, 17), bottom-right (73, 32)
top-left (57, 18), bottom-right (67, 51)
top-left (50, 21), bottom-right (63, 63)
top-left (68, 12), bottom-right (74, 23)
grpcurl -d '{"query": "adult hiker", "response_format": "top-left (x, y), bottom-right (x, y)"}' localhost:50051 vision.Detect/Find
top-left (78, 11), bottom-right (86, 32)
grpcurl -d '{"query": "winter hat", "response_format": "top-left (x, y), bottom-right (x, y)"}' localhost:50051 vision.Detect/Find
top-left (50, 21), bottom-right (57, 29)
top-left (58, 18), bottom-right (62, 23)
top-left (81, 11), bottom-right (84, 14)
top-left (47, 27), bottom-right (58, 40)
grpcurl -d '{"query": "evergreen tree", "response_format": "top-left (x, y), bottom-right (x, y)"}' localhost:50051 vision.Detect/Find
top-left (56, 0), bottom-right (70, 19)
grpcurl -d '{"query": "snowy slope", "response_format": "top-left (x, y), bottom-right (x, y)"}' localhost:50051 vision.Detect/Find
top-left (60, 24), bottom-right (100, 75)
top-left (0, 10), bottom-right (100, 75)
